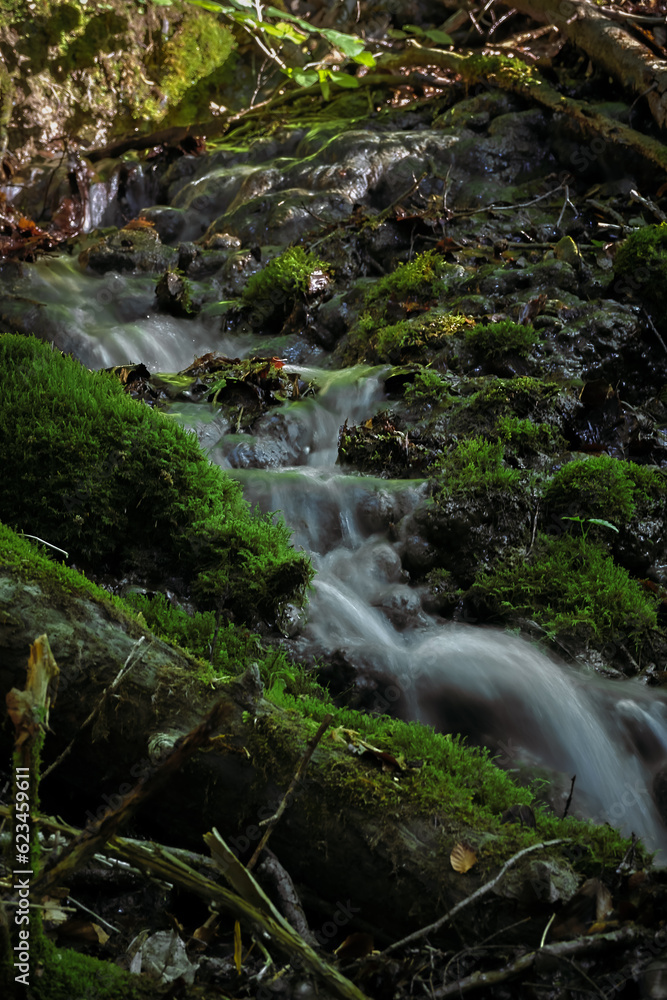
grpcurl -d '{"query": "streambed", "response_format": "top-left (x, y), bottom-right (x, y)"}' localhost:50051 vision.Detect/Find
top-left (4, 87), bottom-right (667, 857)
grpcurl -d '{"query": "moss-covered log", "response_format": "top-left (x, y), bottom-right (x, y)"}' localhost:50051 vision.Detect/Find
top-left (0, 524), bottom-right (642, 950)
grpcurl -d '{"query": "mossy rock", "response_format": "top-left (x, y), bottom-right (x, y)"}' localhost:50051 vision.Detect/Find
top-left (466, 532), bottom-right (658, 645)
top-left (543, 454), bottom-right (666, 525)
top-left (614, 222), bottom-right (667, 308)
top-left (0, 334), bottom-right (312, 622)
top-left (241, 246), bottom-right (331, 328)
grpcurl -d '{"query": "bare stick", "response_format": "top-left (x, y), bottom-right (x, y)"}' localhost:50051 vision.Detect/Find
top-left (382, 839), bottom-right (567, 955)
top-left (433, 925), bottom-right (643, 997)
top-left (562, 775), bottom-right (576, 819)
top-left (247, 713), bottom-right (333, 870)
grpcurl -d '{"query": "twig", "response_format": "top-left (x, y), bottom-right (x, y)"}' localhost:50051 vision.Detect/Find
top-left (247, 713), bottom-right (333, 870)
top-left (20, 534), bottom-right (69, 559)
top-left (42, 636), bottom-right (149, 780)
top-left (432, 925), bottom-right (643, 997)
top-left (381, 839), bottom-right (567, 954)
top-left (562, 775), bottom-right (576, 819)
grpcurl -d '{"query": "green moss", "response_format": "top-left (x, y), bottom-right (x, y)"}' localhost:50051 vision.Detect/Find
top-left (124, 590), bottom-right (320, 695)
top-left (242, 247), bottom-right (331, 325)
top-left (155, 7), bottom-right (236, 124)
top-left (494, 415), bottom-right (562, 455)
top-left (434, 437), bottom-right (522, 495)
top-left (614, 222), bottom-right (667, 307)
top-left (262, 674), bottom-right (637, 868)
top-left (32, 940), bottom-right (142, 1000)
top-left (365, 250), bottom-right (450, 308)
top-left (375, 312), bottom-right (467, 361)
top-left (0, 334), bottom-right (312, 623)
top-left (465, 319), bottom-right (540, 359)
top-left (468, 532), bottom-right (658, 642)
top-left (403, 367), bottom-right (451, 404)
top-left (544, 455), bottom-right (665, 524)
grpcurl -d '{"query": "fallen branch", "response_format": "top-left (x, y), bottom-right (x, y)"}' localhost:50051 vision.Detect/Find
top-left (376, 43), bottom-right (667, 179)
top-left (433, 924), bottom-right (645, 997)
top-left (382, 839), bottom-right (567, 954)
top-left (248, 712), bottom-right (333, 869)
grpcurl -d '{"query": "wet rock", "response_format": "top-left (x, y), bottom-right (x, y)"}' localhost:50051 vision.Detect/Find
top-left (155, 269), bottom-right (200, 318)
top-left (79, 224), bottom-right (178, 274)
top-left (139, 206), bottom-right (187, 244)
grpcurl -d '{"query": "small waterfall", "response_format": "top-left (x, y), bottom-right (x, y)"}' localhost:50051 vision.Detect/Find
top-left (24, 266), bottom-right (667, 856)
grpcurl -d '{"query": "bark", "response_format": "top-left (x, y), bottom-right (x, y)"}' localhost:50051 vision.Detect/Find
top-left (507, 0), bottom-right (667, 130)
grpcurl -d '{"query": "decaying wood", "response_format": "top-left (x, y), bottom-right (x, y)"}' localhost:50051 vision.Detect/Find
top-left (506, 0), bottom-right (667, 130)
top-left (0, 566), bottom-right (592, 948)
top-left (31, 700), bottom-right (232, 899)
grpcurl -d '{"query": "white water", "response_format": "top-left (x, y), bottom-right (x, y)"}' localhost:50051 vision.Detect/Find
top-left (21, 262), bottom-right (667, 856)
top-left (215, 365), bottom-right (667, 857)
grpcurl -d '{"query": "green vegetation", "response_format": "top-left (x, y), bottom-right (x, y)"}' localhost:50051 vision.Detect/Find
top-left (544, 455), bottom-right (666, 524)
top-left (242, 246), bottom-right (330, 324)
top-left (434, 437), bottom-right (522, 494)
top-left (0, 334), bottom-right (312, 622)
top-left (374, 312), bottom-right (467, 362)
top-left (32, 940), bottom-right (142, 1000)
top-left (365, 250), bottom-right (451, 309)
top-left (259, 672), bottom-right (638, 869)
top-left (494, 415), bottom-right (562, 455)
top-left (468, 532), bottom-right (658, 642)
top-left (403, 367), bottom-right (452, 404)
top-left (614, 222), bottom-right (667, 307)
top-left (465, 319), bottom-right (540, 359)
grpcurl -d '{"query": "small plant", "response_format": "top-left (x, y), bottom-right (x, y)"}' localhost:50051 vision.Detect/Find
top-left (562, 515), bottom-right (619, 539)
top-left (403, 368), bottom-right (450, 404)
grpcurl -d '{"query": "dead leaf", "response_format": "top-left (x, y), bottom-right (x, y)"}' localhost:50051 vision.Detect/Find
top-left (450, 841), bottom-right (477, 873)
top-left (335, 933), bottom-right (374, 960)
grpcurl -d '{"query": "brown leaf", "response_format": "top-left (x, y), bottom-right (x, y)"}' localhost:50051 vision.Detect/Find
top-left (450, 841), bottom-right (477, 873)
top-left (335, 933), bottom-right (374, 961)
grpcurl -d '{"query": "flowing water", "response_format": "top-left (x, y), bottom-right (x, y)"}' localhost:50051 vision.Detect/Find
top-left (16, 257), bottom-right (667, 857)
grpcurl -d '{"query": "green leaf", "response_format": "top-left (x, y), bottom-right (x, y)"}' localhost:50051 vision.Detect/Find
top-left (319, 70), bottom-right (331, 102)
top-left (353, 50), bottom-right (376, 67)
top-left (292, 68), bottom-right (319, 88)
top-left (319, 28), bottom-right (365, 56)
top-left (423, 28), bottom-right (454, 45)
top-left (264, 6), bottom-right (313, 32)
top-left (562, 516), bottom-right (584, 524)
top-left (152, 0), bottom-right (174, 5)
top-left (188, 0), bottom-right (224, 9)
top-left (587, 518), bottom-right (619, 532)
top-left (387, 28), bottom-right (407, 39)
top-left (331, 72), bottom-right (360, 88)
top-left (403, 23), bottom-right (426, 36)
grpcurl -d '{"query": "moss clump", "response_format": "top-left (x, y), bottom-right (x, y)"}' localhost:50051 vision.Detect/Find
top-left (0, 334), bottom-right (312, 622)
top-left (32, 940), bottom-right (143, 1000)
top-left (468, 532), bottom-right (658, 642)
top-left (465, 319), bottom-right (540, 359)
top-left (375, 312), bottom-right (467, 362)
top-left (365, 250), bottom-right (450, 309)
top-left (614, 222), bottom-right (667, 307)
top-left (544, 455), bottom-right (665, 524)
top-left (494, 415), bottom-right (563, 456)
top-left (435, 437), bottom-right (523, 495)
top-left (242, 246), bottom-right (330, 325)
